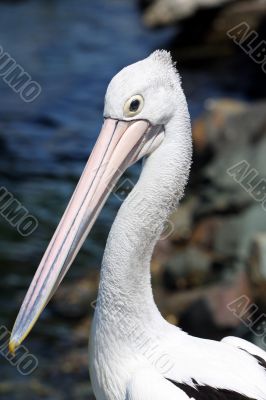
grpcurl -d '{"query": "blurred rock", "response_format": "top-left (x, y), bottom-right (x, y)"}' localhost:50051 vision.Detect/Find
top-left (205, 270), bottom-right (252, 327)
top-left (211, 205), bottom-right (266, 260)
top-left (162, 246), bottom-right (212, 290)
top-left (195, 100), bottom-right (265, 155)
top-left (191, 217), bottom-right (222, 249)
top-left (194, 102), bottom-right (266, 217)
top-left (178, 297), bottom-right (252, 341)
top-left (192, 99), bottom-right (248, 156)
top-left (160, 271), bottom-right (253, 340)
top-left (160, 99), bottom-right (266, 330)
top-left (141, 0), bottom-right (266, 64)
top-left (193, 101), bottom-right (266, 260)
top-left (214, 0), bottom-right (266, 37)
top-left (52, 272), bottom-right (99, 319)
top-left (141, 0), bottom-right (232, 27)
top-left (170, 197), bottom-right (198, 242)
top-left (249, 233), bottom-right (266, 283)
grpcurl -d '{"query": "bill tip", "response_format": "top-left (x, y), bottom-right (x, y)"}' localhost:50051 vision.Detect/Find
top-left (9, 336), bottom-right (20, 354)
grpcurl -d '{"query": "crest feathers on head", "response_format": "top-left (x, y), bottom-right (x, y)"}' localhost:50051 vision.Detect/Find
top-left (149, 49), bottom-right (181, 87)
top-left (149, 50), bottom-right (176, 69)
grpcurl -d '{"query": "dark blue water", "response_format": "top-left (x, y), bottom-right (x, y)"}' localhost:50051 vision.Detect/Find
top-left (0, 0), bottom-right (241, 310)
top-left (0, 2), bottom-right (250, 398)
top-left (0, 0), bottom-right (174, 272)
top-left (0, 0), bottom-right (238, 319)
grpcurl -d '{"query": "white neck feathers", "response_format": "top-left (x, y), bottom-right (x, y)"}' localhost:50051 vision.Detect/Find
top-left (96, 104), bottom-right (192, 328)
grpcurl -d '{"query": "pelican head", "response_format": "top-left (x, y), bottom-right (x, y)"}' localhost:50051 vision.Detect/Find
top-left (104, 50), bottom-right (180, 126)
top-left (9, 50), bottom-right (186, 351)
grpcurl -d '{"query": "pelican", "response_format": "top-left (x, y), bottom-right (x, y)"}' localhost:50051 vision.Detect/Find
top-left (9, 51), bottom-right (266, 400)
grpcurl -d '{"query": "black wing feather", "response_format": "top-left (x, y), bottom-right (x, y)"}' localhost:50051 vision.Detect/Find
top-left (167, 350), bottom-right (266, 400)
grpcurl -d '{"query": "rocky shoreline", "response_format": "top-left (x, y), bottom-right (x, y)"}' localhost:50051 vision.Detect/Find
top-left (156, 99), bottom-right (266, 346)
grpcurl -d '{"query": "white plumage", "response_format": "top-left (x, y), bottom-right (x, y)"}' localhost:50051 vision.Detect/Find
top-left (10, 51), bottom-right (266, 400)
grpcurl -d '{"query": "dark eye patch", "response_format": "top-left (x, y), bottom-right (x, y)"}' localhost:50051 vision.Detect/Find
top-left (129, 99), bottom-right (140, 112)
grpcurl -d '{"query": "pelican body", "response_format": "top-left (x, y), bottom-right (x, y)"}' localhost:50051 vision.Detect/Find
top-left (10, 51), bottom-right (266, 400)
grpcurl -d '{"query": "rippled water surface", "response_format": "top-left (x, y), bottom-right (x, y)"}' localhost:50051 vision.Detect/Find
top-left (0, 0), bottom-right (174, 277)
top-left (0, 1), bottom-right (249, 397)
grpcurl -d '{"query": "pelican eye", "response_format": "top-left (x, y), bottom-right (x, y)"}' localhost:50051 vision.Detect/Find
top-left (123, 95), bottom-right (144, 117)
top-left (130, 99), bottom-right (140, 112)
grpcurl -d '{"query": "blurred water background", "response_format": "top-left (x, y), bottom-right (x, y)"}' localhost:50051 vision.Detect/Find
top-left (0, 0), bottom-right (265, 399)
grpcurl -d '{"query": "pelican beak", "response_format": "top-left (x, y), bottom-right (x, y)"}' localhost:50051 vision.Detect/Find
top-left (9, 118), bottom-right (164, 352)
